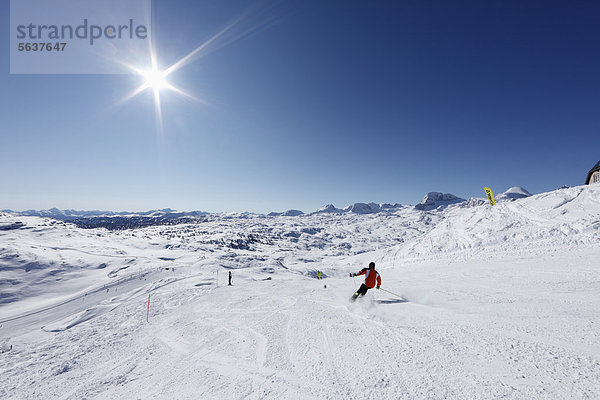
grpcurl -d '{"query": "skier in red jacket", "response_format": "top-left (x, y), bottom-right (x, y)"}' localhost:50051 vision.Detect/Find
top-left (349, 262), bottom-right (381, 301)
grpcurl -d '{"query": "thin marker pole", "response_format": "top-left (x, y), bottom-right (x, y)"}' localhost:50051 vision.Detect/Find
top-left (147, 294), bottom-right (151, 322)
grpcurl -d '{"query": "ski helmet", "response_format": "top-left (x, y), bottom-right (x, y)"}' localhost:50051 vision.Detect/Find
top-left (369, 262), bottom-right (375, 269)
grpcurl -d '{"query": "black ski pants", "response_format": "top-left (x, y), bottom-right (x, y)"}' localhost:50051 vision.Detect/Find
top-left (356, 283), bottom-right (370, 296)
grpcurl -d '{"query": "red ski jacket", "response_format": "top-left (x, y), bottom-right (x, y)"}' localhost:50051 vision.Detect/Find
top-left (356, 268), bottom-right (381, 288)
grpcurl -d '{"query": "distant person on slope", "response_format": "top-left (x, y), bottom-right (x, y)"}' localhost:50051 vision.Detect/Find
top-left (349, 262), bottom-right (381, 301)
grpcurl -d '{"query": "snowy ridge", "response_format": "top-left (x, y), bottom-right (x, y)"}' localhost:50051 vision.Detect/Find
top-left (0, 208), bottom-right (213, 230)
top-left (389, 185), bottom-right (600, 263)
top-left (0, 207), bottom-right (208, 219)
top-left (314, 204), bottom-right (343, 213)
top-left (414, 192), bottom-right (466, 211)
top-left (496, 186), bottom-right (532, 201)
top-left (1, 185), bottom-right (600, 398)
top-left (267, 209), bottom-right (304, 217)
top-left (2, 186), bottom-right (532, 221)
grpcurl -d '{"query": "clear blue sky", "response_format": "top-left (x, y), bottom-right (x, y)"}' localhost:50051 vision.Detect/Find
top-left (1, 0), bottom-right (599, 213)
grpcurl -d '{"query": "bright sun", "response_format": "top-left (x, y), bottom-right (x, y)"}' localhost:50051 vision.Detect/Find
top-left (120, 33), bottom-right (214, 136)
top-left (141, 69), bottom-right (170, 91)
top-left (120, 9), bottom-right (257, 137)
top-left (122, 61), bottom-right (194, 136)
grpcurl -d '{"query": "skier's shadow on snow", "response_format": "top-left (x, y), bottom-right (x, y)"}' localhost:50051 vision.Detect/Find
top-left (376, 299), bottom-right (409, 304)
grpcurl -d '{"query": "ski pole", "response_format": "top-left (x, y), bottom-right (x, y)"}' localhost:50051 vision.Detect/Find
top-left (146, 294), bottom-right (151, 322)
top-left (379, 287), bottom-right (403, 299)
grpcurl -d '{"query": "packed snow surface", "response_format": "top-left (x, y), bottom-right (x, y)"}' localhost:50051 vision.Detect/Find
top-left (1, 185), bottom-right (600, 399)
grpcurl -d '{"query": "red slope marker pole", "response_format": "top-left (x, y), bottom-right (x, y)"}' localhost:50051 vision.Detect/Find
top-left (147, 294), bottom-right (151, 322)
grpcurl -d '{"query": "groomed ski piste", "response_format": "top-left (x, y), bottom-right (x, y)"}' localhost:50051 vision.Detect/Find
top-left (1, 185), bottom-right (599, 399)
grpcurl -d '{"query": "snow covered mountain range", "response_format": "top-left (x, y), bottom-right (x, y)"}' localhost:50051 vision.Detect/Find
top-left (1, 184), bottom-right (598, 399)
top-left (2, 186), bottom-right (533, 225)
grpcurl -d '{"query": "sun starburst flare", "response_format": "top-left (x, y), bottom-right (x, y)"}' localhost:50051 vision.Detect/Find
top-left (118, 3), bottom-right (282, 137)
top-left (120, 47), bottom-right (198, 137)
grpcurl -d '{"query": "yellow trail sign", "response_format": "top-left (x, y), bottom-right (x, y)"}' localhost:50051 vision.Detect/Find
top-left (484, 187), bottom-right (496, 206)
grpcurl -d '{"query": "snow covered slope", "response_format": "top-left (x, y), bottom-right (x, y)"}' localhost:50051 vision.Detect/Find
top-left (1, 185), bottom-right (599, 399)
top-left (496, 186), bottom-right (533, 201)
